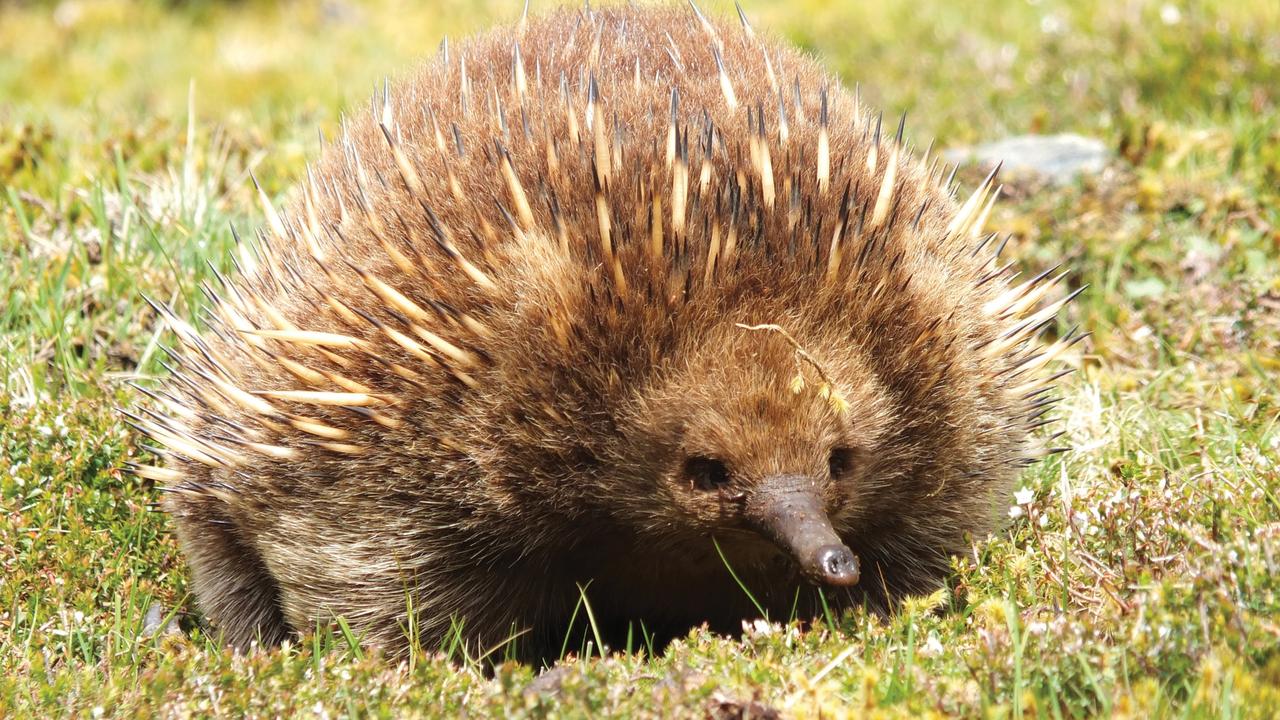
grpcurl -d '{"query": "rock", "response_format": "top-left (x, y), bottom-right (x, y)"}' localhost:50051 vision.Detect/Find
top-left (142, 603), bottom-right (179, 638)
top-left (943, 134), bottom-right (1110, 185)
top-left (522, 663), bottom-right (575, 697)
top-left (705, 691), bottom-right (782, 720)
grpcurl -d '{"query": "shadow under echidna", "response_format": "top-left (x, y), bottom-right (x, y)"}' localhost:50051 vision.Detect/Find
top-left (125, 2), bottom-right (1083, 665)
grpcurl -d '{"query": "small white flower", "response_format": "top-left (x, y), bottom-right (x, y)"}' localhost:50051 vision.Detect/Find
top-left (920, 634), bottom-right (945, 657)
top-left (1008, 505), bottom-right (1024, 519)
top-left (742, 618), bottom-right (777, 637)
top-left (1040, 13), bottom-right (1065, 34)
top-left (1014, 487), bottom-right (1035, 505)
top-left (1160, 4), bottom-right (1182, 25)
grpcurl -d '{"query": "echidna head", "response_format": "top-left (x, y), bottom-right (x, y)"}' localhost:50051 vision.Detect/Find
top-left (630, 322), bottom-right (893, 588)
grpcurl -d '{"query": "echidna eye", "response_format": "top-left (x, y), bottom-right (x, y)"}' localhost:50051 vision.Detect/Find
top-left (683, 456), bottom-right (730, 491)
top-left (828, 448), bottom-right (856, 479)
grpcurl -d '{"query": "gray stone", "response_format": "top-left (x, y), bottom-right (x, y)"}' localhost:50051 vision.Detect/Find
top-left (943, 134), bottom-right (1110, 185)
top-left (142, 602), bottom-right (179, 637)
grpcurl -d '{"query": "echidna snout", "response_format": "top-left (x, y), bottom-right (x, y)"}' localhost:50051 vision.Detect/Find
top-left (743, 475), bottom-right (861, 587)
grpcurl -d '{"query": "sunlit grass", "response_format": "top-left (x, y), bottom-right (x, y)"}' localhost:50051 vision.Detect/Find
top-left (2, 0), bottom-right (1278, 716)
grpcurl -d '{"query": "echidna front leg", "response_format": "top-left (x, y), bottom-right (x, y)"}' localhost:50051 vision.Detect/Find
top-left (165, 492), bottom-right (291, 650)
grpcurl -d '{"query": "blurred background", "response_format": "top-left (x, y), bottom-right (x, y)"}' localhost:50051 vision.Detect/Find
top-left (3, 0), bottom-right (1279, 130)
top-left (2, 0), bottom-right (1280, 137)
top-left (4, 0), bottom-right (1279, 168)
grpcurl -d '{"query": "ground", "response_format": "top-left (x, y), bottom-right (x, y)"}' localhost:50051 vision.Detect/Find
top-left (2, 0), bottom-right (1278, 717)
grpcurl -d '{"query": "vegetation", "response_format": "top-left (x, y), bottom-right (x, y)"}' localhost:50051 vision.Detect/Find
top-left (2, 0), bottom-right (1277, 716)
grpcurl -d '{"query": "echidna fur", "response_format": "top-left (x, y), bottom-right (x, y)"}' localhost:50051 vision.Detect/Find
top-left (128, 3), bottom-right (1082, 664)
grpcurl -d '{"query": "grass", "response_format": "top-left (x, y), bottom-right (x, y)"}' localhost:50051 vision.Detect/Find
top-left (2, 0), bottom-right (1278, 716)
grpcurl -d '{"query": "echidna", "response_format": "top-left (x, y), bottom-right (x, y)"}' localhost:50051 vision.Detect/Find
top-left (127, 3), bottom-right (1081, 663)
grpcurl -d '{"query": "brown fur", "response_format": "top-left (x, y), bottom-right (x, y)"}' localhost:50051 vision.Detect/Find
top-left (130, 4), bottom-right (1077, 664)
